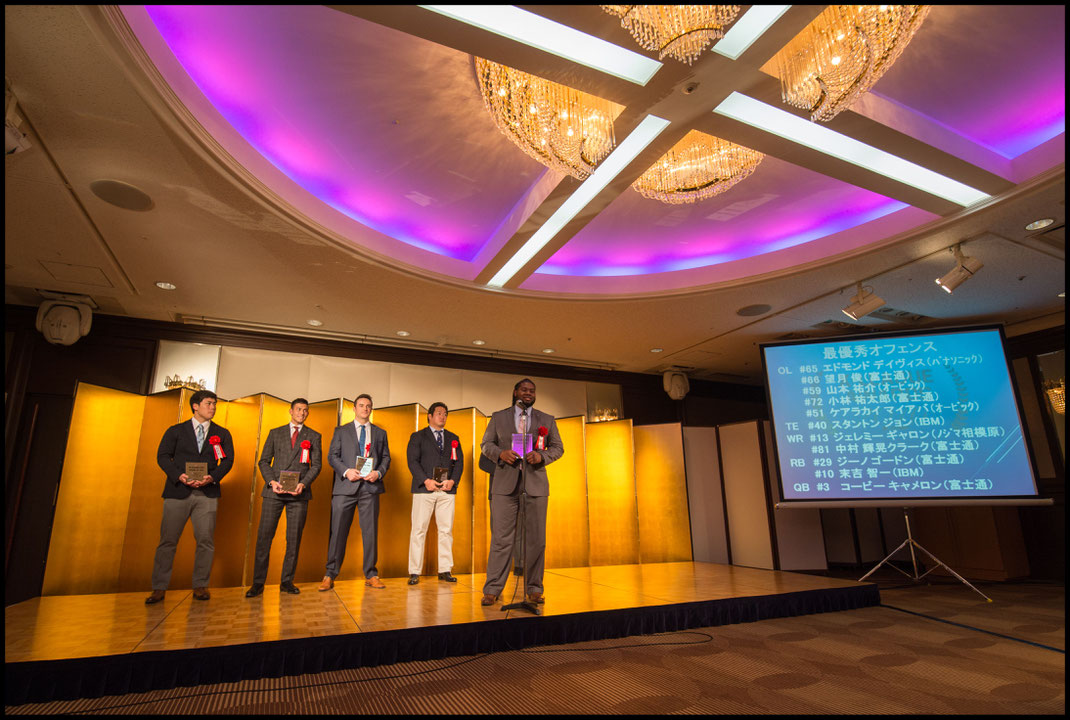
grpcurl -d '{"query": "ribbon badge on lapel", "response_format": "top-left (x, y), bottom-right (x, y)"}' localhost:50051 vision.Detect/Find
top-left (536, 426), bottom-right (548, 450)
top-left (209, 435), bottom-right (225, 460)
top-left (451, 439), bottom-right (458, 461)
top-left (300, 439), bottom-right (311, 464)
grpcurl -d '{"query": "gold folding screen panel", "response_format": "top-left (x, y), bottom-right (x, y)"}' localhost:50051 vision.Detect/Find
top-left (44, 384), bottom-right (691, 596)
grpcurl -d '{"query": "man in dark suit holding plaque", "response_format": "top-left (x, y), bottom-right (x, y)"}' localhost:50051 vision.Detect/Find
top-left (480, 379), bottom-right (563, 606)
top-left (146, 390), bottom-right (235, 604)
top-left (406, 402), bottom-right (463, 585)
top-left (320, 393), bottom-right (391, 591)
top-left (246, 398), bottom-right (322, 598)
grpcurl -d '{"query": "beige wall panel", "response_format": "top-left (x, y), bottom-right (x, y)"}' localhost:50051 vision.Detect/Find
top-left (308, 356), bottom-right (392, 406)
top-left (295, 399), bottom-right (343, 582)
top-left (244, 395), bottom-right (291, 586)
top-left (330, 404), bottom-right (420, 580)
top-left (635, 423), bottom-right (692, 563)
top-left (763, 421), bottom-right (826, 571)
top-left (719, 422), bottom-right (774, 570)
top-left (586, 419), bottom-right (638, 566)
top-left (217, 347), bottom-right (311, 402)
top-left (118, 389), bottom-right (186, 592)
top-left (682, 427), bottom-right (728, 564)
top-left (459, 371), bottom-right (586, 419)
top-left (472, 411), bottom-right (490, 574)
top-left (388, 365), bottom-right (464, 410)
top-left (43, 383), bottom-right (146, 595)
top-left (545, 416), bottom-right (589, 569)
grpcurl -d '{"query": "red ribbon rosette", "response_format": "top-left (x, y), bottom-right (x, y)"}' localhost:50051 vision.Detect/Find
top-left (300, 439), bottom-right (311, 464)
top-left (365, 442), bottom-right (371, 457)
top-left (451, 439), bottom-right (458, 461)
top-left (536, 426), bottom-right (548, 450)
top-left (209, 435), bottom-right (225, 460)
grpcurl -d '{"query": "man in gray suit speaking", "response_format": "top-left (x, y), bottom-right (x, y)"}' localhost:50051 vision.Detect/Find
top-left (480, 378), bottom-right (563, 606)
top-left (320, 393), bottom-right (391, 591)
top-left (246, 398), bottom-right (322, 598)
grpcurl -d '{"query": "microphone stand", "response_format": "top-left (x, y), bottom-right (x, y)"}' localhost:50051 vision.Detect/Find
top-left (501, 442), bottom-right (540, 615)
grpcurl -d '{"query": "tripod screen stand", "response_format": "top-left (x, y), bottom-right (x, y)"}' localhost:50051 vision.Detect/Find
top-left (859, 507), bottom-right (991, 602)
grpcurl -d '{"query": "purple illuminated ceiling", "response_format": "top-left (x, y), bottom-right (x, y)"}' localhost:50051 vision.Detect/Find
top-left (125, 5), bottom-right (1065, 294)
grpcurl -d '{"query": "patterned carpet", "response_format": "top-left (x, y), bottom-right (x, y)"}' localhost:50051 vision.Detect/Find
top-left (6, 572), bottom-right (1063, 715)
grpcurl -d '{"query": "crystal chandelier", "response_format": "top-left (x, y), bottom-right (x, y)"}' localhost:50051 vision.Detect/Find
top-left (601, 5), bottom-right (742, 65)
top-left (632, 130), bottom-right (764, 204)
top-left (773, 5), bottom-right (930, 122)
top-left (473, 57), bottom-right (622, 180)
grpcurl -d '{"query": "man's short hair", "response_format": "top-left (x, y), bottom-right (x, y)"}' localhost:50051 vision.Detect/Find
top-left (190, 390), bottom-right (217, 411)
top-left (355, 393), bottom-right (373, 406)
top-left (428, 402), bottom-right (448, 417)
top-left (512, 378), bottom-right (536, 401)
top-left (291, 398), bottom-right (309, 409)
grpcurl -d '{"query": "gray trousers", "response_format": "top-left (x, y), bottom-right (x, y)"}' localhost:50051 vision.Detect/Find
top-left (325, 485), bottom-right (380, 579)
top-left (483, 490), bottom-right (547, 597)
top-left (252, 496), bottom-right (309, 585)
top-left (150, 489), bottom-right (218, 590)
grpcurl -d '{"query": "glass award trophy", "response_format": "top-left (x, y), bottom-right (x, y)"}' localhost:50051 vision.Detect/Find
top-left (511, 433), bottom-right (532, 457)
top-left (354, 456), bottom-right (375, 476)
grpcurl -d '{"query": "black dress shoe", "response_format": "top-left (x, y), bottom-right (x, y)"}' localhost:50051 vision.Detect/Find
top-left (245, 584), bottom-right (264, 598)
top-left (438, 572), bottom-right (457, 582)
top-left (408, 574), bottom-right (420, 585)
top-left (280, 582), bottom-right (300, 594)
top-left (145, 590), bottom-right (166, 605)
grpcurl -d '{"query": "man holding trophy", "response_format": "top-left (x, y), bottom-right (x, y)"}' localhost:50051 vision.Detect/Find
top-left (479, 379), bottom-right (563, 607)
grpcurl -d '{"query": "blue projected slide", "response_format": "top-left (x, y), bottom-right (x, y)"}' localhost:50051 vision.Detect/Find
top-left (762, 327), bottom-right (1039, 503)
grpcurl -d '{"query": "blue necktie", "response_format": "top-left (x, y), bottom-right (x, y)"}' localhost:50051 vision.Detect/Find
top-left (196, 424), bottom-right (205, 452)
top-left (435, 430), bottom-right (443, 451)
top-left (358, 424), bottom-right (366, 454)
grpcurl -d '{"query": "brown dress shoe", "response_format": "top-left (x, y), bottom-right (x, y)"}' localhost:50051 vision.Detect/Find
top-left (192, 587), bottom-right (210, 601)
top-left (525, 592), bottom-right (545, 604)
top-left (318, 576), bottom-right (334, 592)
top-left (365, 576), bottom-right (386, 589)
top-left (481, 593), bottom-right (497, 606)
top-left (145, 590), bottom-right (166, 605)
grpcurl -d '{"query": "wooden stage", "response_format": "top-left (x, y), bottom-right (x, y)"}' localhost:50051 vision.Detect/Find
top-left (5, 562), bottom-right (879, 705)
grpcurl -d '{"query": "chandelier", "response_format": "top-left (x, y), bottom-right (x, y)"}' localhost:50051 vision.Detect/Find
top-left (601, 5), bottom-right (741, 65)
top-left (773, 5), bottom-right (930, 122)
top-left (632, 130), bottom-right (764, 204)
top-left (1045, 379), bottom-right (1065, 415)
top-left (473, 57), bottom-right (622, 180)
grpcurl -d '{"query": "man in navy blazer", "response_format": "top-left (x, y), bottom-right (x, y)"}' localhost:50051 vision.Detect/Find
top-left (405, 402), bottom-right (463, 585)
top-left (321, 393), bottom-right (392, 590)
top-left (146, 389), bottom-right (235, 604)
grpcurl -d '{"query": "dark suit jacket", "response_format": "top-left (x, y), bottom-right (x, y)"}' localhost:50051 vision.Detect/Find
top-left (156, 420), bottom-right (235, 499)
top-left (257, 424), bottom-right (323, 501)
top-left (480, 406), bottom-right (563, 497)
top-left (327, 421), bottom-right (391, 496)
top-left (407, 426), bottom-right (463, 494)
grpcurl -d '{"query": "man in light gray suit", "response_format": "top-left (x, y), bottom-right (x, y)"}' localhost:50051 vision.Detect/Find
top-left (320, 393), bottom-right (391, 591)
top-left (246, 398), bottom-right (322, 598)
top-left (480, 378), bottom-right (564, 606)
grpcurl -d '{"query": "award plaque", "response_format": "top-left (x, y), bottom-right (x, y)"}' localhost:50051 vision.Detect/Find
top-left (511, 433), bottom-right (532, 457)
top-left (354, 456), bottom-right (375, 477)
top-left (279, 470), bottom-right (300, 493)
top-left (432, 467), bottom-right (448, 487)
top-left (185, 462), bottom-right (208, 481)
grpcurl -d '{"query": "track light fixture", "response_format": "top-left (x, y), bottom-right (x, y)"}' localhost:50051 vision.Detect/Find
top-left (935, 244), bottom-right (983, 294)
top-left (841, 282), bottom-right (886, 321)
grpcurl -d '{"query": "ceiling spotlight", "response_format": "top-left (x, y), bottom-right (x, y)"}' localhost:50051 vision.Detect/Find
top-left (472, 339), bottom-right (486, 345)
top-left (1025, 218), bottom-right (1055, 231)
top-left (935, 245), bottom-right (983, 294)
top-left (307, 319), bottom-right (323, 327)
top-left (841, 282), bottom-right (886, 320)
top-left (396, 330), bottom-right (411, 337)
top-left (650, 348), bottom-right (664, 353)
top-left (155, 281), bottom-right (177, 290)
top-left (542, 348), bottom-right (555, 354)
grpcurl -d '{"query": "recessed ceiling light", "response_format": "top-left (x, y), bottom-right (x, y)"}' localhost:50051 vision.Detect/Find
top-left (90, 179), bottom-right (154, 211)
top-left (1059, 292), bottom-right (1065, 298)
top-left (737, 303), bottom-right (772, 317)
top-left (542, 348), bottom-right (555, 354)
top-left (420, 5), bottom-right (662, 85)
top-left (307, 319), bottom-right (323, 327)
top-left (650, 348), bottom-right (664, 353)
top-left (488, 114), bottom-right (671, 287)
top-left (1025, 218), bottom-right (1055, 231)
top-left (472, 339), bottom-right (486, 345)
top-left (155, 281), bottom-right (177, 290)
top-left (712, 93), bottom-right (990, 207)
top-left (396, 330), bottom-right (411, 337)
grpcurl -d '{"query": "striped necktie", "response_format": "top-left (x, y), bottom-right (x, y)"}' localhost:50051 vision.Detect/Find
top-left (435, 430), bottom-right (443, 451)
top-left (196, 423), bottom-right (205, 452)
